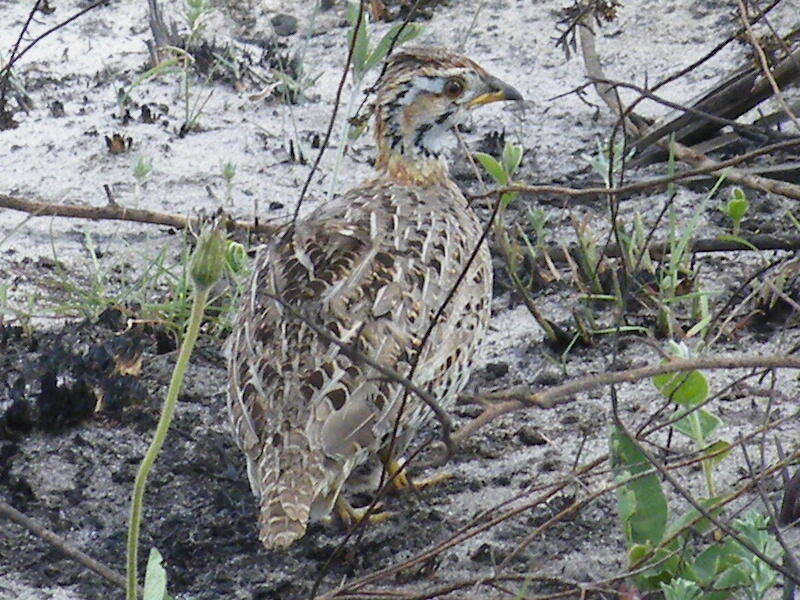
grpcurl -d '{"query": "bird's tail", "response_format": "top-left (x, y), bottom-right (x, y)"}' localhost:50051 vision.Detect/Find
top-left (254, 435), bottom-right (326, 549)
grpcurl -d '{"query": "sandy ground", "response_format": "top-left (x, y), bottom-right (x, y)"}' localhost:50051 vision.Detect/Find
top-left (2, 0), bottom-right (800, 598)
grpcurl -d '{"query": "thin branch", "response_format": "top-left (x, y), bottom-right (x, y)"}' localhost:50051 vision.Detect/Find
top-left (578, 12), bottom-right (800, 202)
top-left (0, 499), bottom-right (137, 597)
top-left (521, 234), bottom-right (800, 272)
top-left (466, 137), bottom-right (800, 203)
top-left (0, 193), bottom-right (279, 235)
top-left (290, 0), bottom-right (364, 228)
top-left (737, 0), bottom-right (800, 133)
top-left (455, 354), bottom-right (800, 443)
top-left (0, 0), bottom-right (110, 80)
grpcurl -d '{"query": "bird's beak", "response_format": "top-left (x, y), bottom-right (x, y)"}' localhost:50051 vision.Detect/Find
top-left (467, 74), bottom-right (523, 108)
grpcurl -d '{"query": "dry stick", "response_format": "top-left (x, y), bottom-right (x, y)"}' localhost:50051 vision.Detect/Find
top-left (0, 193), bottom-right (280, 235)
top-left (1, 0), bottom-right (43, 101)
top-left (289, 0), bottom-right (364, 228)
top-left (467, 137), bottom-right (800, 203)
top-left (0, 499), bottom-right (138, 597)
top-left (583, 77), bottom-right (798, 144)
top-left (526, 234), bottom-right (800, 270)
top-left (737, 0), bottom-right (800, 133)
top-left (580, 16), bottom-right (800, 202)
top-left (0, 0), bottom-right (110, 80)
top-left (4, 137), bottom-right (800, 236)
top-left (453, 354), bottom-right (800, 443)
top-left (323, 456), bottom-right (607, 598)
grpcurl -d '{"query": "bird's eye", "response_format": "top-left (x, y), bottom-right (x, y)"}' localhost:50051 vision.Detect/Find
top-left (443, 77), bottom-right (465, 98)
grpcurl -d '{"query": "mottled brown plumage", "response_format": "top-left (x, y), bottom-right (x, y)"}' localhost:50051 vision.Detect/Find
top-left (226, 46), bottom-right (521, 548)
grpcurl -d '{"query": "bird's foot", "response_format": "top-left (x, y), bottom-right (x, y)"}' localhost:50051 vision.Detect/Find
top-left (384, 458), bottom-right (452, 492)
top-left (335, 496), bottom-right (393, 528)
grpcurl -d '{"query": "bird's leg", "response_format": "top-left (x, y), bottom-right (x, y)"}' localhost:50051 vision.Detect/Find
top-left (381, 454), bottom-right (452, 492)
top-left (335, 496), bottom-right (393, 527)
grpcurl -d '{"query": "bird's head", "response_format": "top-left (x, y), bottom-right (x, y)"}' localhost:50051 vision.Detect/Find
top-left (372, 46), bottom-right (522, 185)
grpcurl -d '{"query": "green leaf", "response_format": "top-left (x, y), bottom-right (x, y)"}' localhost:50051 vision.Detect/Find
top-left (652, 370), bottom-right (709, 406)
top-left (143, 548), bottom-right (170, 600)
top-left (501, 142), bottom-right (523, 177)
top-left (630, 544), bottom-right (681, 591)
top-left (713, 564), bottom-right (749, 591)
top-left (500, 191), bottom-right (518, 209)
top-left (611, 428), bottom-right (668, 546)
top-left (661, 578), bottom-right (703, 600)
top-left (726, 188), bottom-right (749, 221)
top-left (474, 152), bottom-right (507, 185)
top-left (673, 408), bottom-right (721, 443)
top-left (665, 496), bottom-right (724, 540)
top-left (702, 440), bottom-right (732, 469)
top-left (347, 2), bottom-right (370, 76)
top-left (689, 544), bottom-right (726, 586)
top-left (363, 23), bottom-right (424, 73)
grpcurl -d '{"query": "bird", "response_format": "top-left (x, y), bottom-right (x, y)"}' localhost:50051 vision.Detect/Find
top-left (226, 46), bottom-right (522, 549)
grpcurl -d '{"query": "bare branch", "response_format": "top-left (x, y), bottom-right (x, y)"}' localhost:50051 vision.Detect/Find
top-left (0, 499), bottom-right (137, 597)
top-left (0, 192), bottom-right (280, 235)
top-left (455, 354), bottom-right (800, 442)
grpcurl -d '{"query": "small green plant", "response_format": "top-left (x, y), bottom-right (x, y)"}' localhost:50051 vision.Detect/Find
top-left (119, 47), bottom-right (214, 135)
top-left (652, 342), bottom-right (730, 498)
top-left (327, 3), bottom-right (423, 198)
top-left (584, 136), bottom-right (635, 186)
top-left (476, 142), bottom-right (572, 346)
top-left (126, 226), bottom-right (227, 600)
top-left (651, 174), bottom-right (725, 339)
top-left (721, 187), bottom-right (750, 236)
top-left (661, 578), bottom-right (704, 600)
top-left (612, 343), bottom-right (783, 598)
top-left (133, 154), bottom-right (153, 204)
top-left (183, 0), bottom-right (213, 47)
top-left (220, 160), bottom-right (236, 205)
top-left (143, 548), bottom-right (173, 600)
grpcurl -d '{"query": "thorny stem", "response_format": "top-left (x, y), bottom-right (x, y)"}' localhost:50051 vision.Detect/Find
top-left (125, 284), bottom-right (210, 600)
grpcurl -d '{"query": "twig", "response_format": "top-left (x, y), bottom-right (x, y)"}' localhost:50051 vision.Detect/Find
top-left (466, 137), bottom-right (800, 203)
top-left (0, 192), bottom-right (280, 235)
top-left (5, 136), bottom-right (800, 236)
top-left (454, 354), bottom-right (800, 443)
top-left (0, 499), bottom-right (137, 596)
top-left (0, 0), bottom-right (43, 103)
top-left (0, 0), bottom-right (110, 80)
top-left (737, 0), bottom-right (800, 133)
top-left (290, 0), bottom-right (364, 229)
top-left (520, 234), bottom-right (800, 272)
top-left (578, 11), bottom-right (800, 202)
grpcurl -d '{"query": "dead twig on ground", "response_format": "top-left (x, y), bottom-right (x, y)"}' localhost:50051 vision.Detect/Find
top-left (579, 12), bottom-right (800, 202)
top-left (0, 192), bottom-right (280, 235)
top-left (0, 499), bottom-right (138, 597)
top-left (520, 234), bottom-right (800, 273)
top-left (0, 0), bottom-right (110, 82)
top-left (455, 354), bottom-right (800, 443)
top-left (737, 0), bottom-right (800, 133)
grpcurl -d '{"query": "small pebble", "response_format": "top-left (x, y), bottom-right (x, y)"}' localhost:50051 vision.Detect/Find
top-left (271, 14), bottom-right (298, 36)
top-left (516, 425), bottom-right (546, 446)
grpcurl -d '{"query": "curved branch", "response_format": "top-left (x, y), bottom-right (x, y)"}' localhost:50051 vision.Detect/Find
top-left (455, 354), bottom-right (800, 443)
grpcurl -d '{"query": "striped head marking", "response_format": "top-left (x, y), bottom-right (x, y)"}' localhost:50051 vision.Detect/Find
top-left (373, 47), bottom-right (522, 183)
